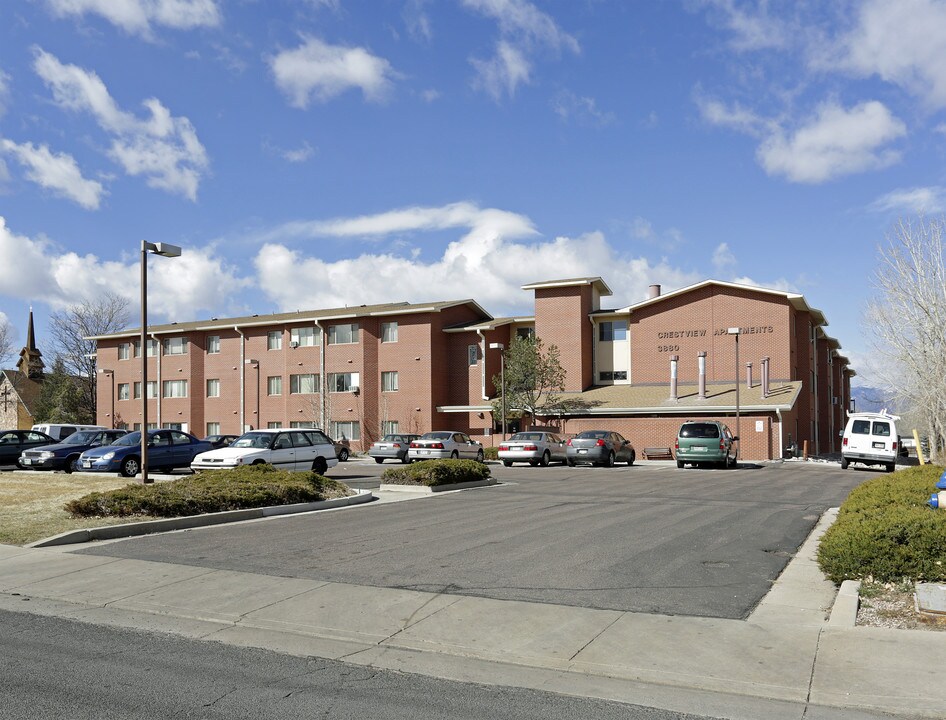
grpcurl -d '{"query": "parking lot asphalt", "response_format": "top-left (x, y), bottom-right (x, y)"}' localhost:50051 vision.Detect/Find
top-left (71, 460), bottom-right (875, 620)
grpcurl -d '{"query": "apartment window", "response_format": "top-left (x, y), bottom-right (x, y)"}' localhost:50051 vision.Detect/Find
top-left (382, 420), bottom-right (399, 436)
top-left (206, 422), bottom-right (221, 436)
top-left (381, 322), bottom-right (398, 343)
top-left (207, 335), bottom-right (220, 354)
top-left (206, 378), bottom-right (220, 398)
top-left (381, 371), bottom-right (399, 392)
top-left (267, 421), bottom-right (283, 429)
top-left (599, 371), bottom-right (628, 382)
top-left (516, 327), bottom-right (535, 340)
top-left (162, 380), bottom-right (188, 398)
top-left (290, 326), bottom-right (320, 347)
top-left (267, 376), bottom-right (282, 396)
top-left (328, 323), bottom-right (358, 345)
top-left (117, 383), bottom-right (130, 400)
top-left (118, 343), bottom-right (131, 360)
top-left (468, 345), bottom-right (478, 366)
top-left (133, 381), bottom-right (158, 399)
top-left (290, 373), bottom-right (319, 394)
top-left (163, 337), bottom-right (188, 355)
top-left (328, 372), bottom-right (359, 392)
top-left (331, 421), bottom-right (361, 441)
top-left (267, 331), bottom-right (283, 351)
top-left (599, 321), bottom-right (627, 342)
top-left (133, 339), bottom-right (159, 358)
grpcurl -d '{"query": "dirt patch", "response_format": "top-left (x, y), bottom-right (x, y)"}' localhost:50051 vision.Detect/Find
top-left (857, 581), bottom-right (946, 631)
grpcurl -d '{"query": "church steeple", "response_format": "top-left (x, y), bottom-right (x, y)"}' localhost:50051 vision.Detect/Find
top-left (16, 307), bottom-right (44, 379)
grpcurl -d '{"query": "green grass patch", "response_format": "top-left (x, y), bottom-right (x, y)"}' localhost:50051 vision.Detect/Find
top-left (817, 464), bottom-right (946, 583)
top-left (381, 459), bottom-right (491, 487)
top-left (65, 464), bottom-right (352, 518)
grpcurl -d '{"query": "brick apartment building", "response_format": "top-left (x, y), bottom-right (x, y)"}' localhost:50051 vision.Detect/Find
top-left (91, 277), bottom-right (853, 461)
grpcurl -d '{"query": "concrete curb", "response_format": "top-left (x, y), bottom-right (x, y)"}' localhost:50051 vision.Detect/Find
top-left (27, 489), bottom-right (374, 548)
top-left (379, 478), bottom-right (498, 493)
top-left (828, 580), bottom-right (861, 627)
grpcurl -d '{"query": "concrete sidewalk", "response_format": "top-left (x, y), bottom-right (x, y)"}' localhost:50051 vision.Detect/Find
top-left (0, 506), bottom-right (942, 719)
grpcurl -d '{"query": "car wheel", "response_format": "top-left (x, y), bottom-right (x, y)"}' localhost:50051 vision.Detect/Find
top-left (120, 456), bottom-right (140, 478)
top-left (338, 448), bottom-right (349, 462)
top-left (502, 460), bottom-right (513, 467)
top-left (886, 463), bottom-right (896, 473)
top-left (66, 455), bottom-right (81, 474)
top-left (540, 451), bottom-right (550, 467)
top-left (476, 449), bottom-right (484, 463)
top-left (605, 451), bottom-right (615, 468)
top-left (400, 455), bottom-right (410, 464)
top-left (676, 459), bottom-right (684, 469)
top-left (567, 458), bottom-right (576, 467)
top-left (312, 456), bottom-right (329, 475)
top-left (450, 451), bottom-right (459, 460)
top-left (840, 457), bottom-right (849, 470)
top-left (627, 451), bottom-right (635, 466)
top-left (374, 457), bottom-right (384, 464)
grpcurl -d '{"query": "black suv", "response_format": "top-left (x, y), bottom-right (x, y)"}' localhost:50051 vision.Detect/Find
top-left (19, 428), bottom-right (128, 473)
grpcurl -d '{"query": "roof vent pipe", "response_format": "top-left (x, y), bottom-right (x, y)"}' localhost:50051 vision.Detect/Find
top-left (648, 284), bottom-right (661, 299)
top-left (698, 351), bottom-right (707, 399)
top-left (762, 357), bottom-right (770, 398)
top-left (746, 361), bottom-right (753, 389)
top-left (670, 355), bottom-right (679, 401)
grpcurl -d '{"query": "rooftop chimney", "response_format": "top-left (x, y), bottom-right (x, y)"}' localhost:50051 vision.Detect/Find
top-left (648, 284), bottom-right (661, 299)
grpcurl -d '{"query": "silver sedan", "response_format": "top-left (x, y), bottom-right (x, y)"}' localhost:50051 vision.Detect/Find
top-left (408, 431), bottom-right (484, 462)
top-left (498, 432), bottom-right (568, 467)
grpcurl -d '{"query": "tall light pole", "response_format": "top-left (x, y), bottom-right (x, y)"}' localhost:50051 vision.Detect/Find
top-left (141, 241), bottom-right (181, 484)
top-left (245, 359), bottom-right (260, 430)
top-left (727, 327), bottom-right (741, 453)
top-left (98, 368), bottom-right (114, 428)
top-left (489, 342), bottom-right (505, 440)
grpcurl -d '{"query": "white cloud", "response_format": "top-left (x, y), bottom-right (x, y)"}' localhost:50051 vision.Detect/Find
top-left (421, 89), bottom-right (440, 103)
top-left (0, 215), bottom-right (250, 319)
top-left (551, 90), bottom-right (616, 127)
top-left (712, 242), bottom-right (737, 275)
top-left (44, 0), bottom-right (221, 38)
top-left (464, 0), bottom-right (579, 101)
top-left (269, 37), bottom-right (397, 108)
top-left (404, 0), bottom-right (433, 42)
top-left (824, 0), bottom-right (946, 108)
top-left (698, 0), bottom-right (790, 52)
top-left (870, 186), bottom-right (946, 215)
top-left (0, 70), bottom-right (10, 117)
top-left (252, 202), bottom-right (702, 317)
top-left (33, 48), bottom-right (209, 201)
top-left (281, 141), bottom-right (316, 164)
top-left (700, 96), bottom-right (906, 183)
top-left (0, 139), bottom-right (105, 209)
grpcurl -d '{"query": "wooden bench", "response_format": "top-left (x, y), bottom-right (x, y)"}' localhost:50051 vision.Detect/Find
top-left (642, 447), bottom-right (674, 460)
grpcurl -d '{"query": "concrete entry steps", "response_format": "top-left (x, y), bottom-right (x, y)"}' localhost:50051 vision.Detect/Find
top-left (1, 510), bottom-right (944, 719)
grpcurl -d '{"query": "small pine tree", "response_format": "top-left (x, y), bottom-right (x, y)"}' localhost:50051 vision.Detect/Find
top-left (34, 357), bottom-right (86, 423)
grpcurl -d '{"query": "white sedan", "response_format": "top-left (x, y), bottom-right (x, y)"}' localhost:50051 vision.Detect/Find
top-left (191, 429), bottom-right (338, 474)
top-left (498, 431), bottom-right (568, 467)
top-left (408, 431), bottom-right (485, 462)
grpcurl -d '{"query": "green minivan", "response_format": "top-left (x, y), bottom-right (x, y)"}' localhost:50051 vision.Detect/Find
top-left (675, 421), bottom-right (738, 469)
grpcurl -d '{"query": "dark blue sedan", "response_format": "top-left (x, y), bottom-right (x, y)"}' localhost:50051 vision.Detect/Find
top-left (78, 429), bottom-right (212, 477)
top-left (19, 428), bottom-right (128, 473)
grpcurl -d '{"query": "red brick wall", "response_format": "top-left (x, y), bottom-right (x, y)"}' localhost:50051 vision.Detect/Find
top-left (533, 285), bottom-right (593, 391)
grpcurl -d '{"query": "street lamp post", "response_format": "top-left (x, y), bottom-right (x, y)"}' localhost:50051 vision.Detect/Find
top-left (98, 368), bottom-right (114, 428)
top-left (245, 359), bottom-right (260, 429)
top-left (727, 327), bottom-right (741, 452)
top-left (489, 343), bottom-right (506, 440)
top-left (141, 241), bottom-right (181, 485)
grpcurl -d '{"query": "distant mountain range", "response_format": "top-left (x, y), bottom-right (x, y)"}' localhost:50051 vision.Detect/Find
top-left (850, 385), bottom-right (895, 414)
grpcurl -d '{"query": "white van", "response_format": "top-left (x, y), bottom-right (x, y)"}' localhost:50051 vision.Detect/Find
top-left (840, 411), bottom-right (900, 472)
top-left (31, 423), bottom-right (106, 442)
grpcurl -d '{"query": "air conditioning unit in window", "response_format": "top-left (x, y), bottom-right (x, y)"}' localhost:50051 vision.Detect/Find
top-left (289, 341), bottom-right (299, 349)
top-left (351, 386), bottom-right (360, 394)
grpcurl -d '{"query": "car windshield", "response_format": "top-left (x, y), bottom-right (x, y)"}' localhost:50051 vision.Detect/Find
top-left (381, 435), bottom-right (399, 442)
top-left (231, 433), bottom-right (275, 449)
top-left (576, 431), bottom-right (608, 439)
top-left (510, 433), bottom-right (544, 441)
top-left (113, 432), bottom-right (142, 446)
top-left (680, 423), bottom-right (720, 439)
top-left (63, 431), bottom-right (99, 445)
top-left (422, 432), bottom-right (452, 440)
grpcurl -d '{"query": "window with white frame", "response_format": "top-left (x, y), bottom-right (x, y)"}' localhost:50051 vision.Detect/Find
top-left (162, 380), bottom-right (188, 398)
top-left (599, 321), bottom-right (627, 342)
top-left (328, 372), bottom-right (359, 392)
top-left (381, 371), bottom-right (398, 392)
top-left (381, 322), bottom-right (398, 343)
top-left (328, 323), bottom-right (358, 345)
top-left (468, 344), bottom-right (478, 366)
top-left (163, 337), bottom-right (188, 355)
top-left (290, 326), bottom-right (320, 347)
top-left (382, 420), bottom-right (399, 435)
top-left (133, 381), bottom-right (158, 399)
top-left (206, 378), bottom-right (220, 397)
top-left (267, 376), bottom-right (282, 396)
top-left (331, 421), bottom-right (360, 440)
top-left (267, 421), bottom-right (283, 429)
top-left (289, 373), bottom-right (319, 394)
top-left (599, 370), bottom-right (628, 381)
top-left (134, 339), bottom-right (159, 357)
top-left (118, 343), bottom-right (131, 360)
top-left (118, 383), bottom-right (130, 400)
top-left (207, 335), bottom-right (220, 354)
top-left (206, 422), bottom-right (221, 436)
top-left (267, 331), bottom-right (282, 350)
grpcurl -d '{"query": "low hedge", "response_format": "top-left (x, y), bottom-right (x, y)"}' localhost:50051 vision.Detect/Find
top-left (64, 464), bottom-right (352, 518)
top-left (381, 459), bottom-right (491, 487)
top-left (483, 446), bottom-right (499, 461)
top-left (817, 465), bottom-right (946, 583)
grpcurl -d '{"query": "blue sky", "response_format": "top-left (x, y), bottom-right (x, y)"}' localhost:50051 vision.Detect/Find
top-left (1, 0), bottom-right (944, 386)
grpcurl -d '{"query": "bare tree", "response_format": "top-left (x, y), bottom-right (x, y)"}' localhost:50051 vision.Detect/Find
top-left (48, 292), bottom-right (130, 424)
top-left (866, 217), bottom-right (946, 462)
top-left (491, 335), bottom-right (567, 427)
top-left (0, 316), bottom-right (13, 367)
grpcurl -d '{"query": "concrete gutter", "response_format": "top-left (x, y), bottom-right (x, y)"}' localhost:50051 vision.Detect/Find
top-left (28, 489), bottom-right (374, 548)
top-left (379, 478), bottom-right (497, 493)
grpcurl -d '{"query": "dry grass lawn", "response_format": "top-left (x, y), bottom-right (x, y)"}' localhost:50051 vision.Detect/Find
top-left (0, 470), bottom-right (160, 546)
